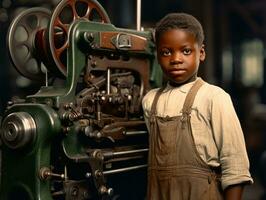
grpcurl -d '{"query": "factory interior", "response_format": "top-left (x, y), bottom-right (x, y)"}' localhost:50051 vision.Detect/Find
top-left (1, 0), bottom-right (266, 199)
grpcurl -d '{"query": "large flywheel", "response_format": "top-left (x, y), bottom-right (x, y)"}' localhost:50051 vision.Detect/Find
top-left (7, 8), bottom-right (51, 81)
top-left (48, 0), bottom-right (111, 77)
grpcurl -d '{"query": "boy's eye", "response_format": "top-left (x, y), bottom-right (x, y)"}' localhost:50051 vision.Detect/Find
top-left (183, 49), bottom-right (192, 55)
top-left (161, 49), bottom-right (171, 56)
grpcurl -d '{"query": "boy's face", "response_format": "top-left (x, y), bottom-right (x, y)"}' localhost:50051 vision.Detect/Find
top-left (156, 29), bottom-right (205, 84)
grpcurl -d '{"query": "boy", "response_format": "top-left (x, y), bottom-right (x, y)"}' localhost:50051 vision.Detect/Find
top-left (142, 13), bottom-right (253, 200)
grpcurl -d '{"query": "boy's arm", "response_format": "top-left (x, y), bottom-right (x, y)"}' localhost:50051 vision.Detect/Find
top-left (210, 91), bottom-right (253, 190)
top-left (224, 183), bottom-right (244, 200)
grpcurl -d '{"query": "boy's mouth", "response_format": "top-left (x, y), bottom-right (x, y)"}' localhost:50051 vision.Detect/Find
top-left (169, 68), bottom-right (186, 75)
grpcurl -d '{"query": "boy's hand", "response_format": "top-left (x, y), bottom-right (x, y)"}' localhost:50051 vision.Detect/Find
top-left (224, 184), bottom-right (244, 200)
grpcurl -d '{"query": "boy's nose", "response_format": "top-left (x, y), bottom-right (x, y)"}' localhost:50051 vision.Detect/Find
top-left (170, 52), bottom-right (183, 64)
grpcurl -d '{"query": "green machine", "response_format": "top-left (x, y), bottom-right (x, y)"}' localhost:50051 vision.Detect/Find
top-left (0, 0), bottom-right (161, 199)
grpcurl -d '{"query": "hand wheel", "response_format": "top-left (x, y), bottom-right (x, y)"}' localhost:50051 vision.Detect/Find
top-left (48, 0), bottom-right (111, 77)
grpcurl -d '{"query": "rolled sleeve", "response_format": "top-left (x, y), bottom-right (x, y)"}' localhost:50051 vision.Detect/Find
top-left (210, 92), bottom-right (253, 190)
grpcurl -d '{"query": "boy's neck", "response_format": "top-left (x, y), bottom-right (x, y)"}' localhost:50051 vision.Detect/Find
top-left (169, 75), bottom-right (197, 87)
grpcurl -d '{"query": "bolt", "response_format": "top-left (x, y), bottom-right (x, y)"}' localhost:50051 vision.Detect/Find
top-left (85, 32), bottom-right (94, 42)
top-left (31, 98), bottom-right (36, 103)
top-left (101, 96), bottom-right (106, 101)
top-left (127, 95), bottom-right (132, 101)
top-left (85, 172), bottom-right (92, 178)
top-left (96, 132), bottom-right (102, 139)
top-left (95, 170), bottom-right (103, 177)
top-left (63, 102), bottom-right (73, 110)
top-left (63, 127), bottom-right (70, 134)
top-left (71, 187), bottom-right (79, 197)
top-left (83, 191), bottom-right (89, 198)
top-left (63, 104), bottom-right (70, 109)
top-left (99, 185), bottom-right (114, 196)
top-left (91, 60), bottom-right (97, 68)
top-left (45, 98), bottom-right (53, 106)
top-left (68, 113), bottom-right (76, 121)
top-left (7, 101), bottom-right (14, 106)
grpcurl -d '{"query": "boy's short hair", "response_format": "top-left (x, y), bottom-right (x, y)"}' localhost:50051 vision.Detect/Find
top-left (155, 13), bottom-right (204, 45)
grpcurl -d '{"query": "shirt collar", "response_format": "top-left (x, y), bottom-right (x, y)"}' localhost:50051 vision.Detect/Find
top-left (165, 78), bottom-right (198, 93)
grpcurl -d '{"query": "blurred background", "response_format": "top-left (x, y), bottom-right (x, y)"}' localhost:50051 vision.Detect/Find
top-left (1, 0), bottom-right (266, 199)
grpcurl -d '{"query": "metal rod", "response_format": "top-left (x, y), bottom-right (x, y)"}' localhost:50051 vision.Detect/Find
top-left (64, 165), bottom-right (68, 180)
top-left (41, 63), bottom-right (48, 87)
top-left (124, 130), bottom-right (147, 136)
top-left (103, 164), bottom-right (147, 175)
top-left (103, 148), bottom-right (148, 159)
top-left (136, 0), bottom-right (141, 31)
top-left (112, 148), bottom-right (148, 156)
top-left (107, 68), bottom-right (111, 95)
top-left (45, 67), bottom-right (48, 87)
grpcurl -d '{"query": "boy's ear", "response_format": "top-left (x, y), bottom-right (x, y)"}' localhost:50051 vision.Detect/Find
top-left (200, 44), bottom-right (206, 61)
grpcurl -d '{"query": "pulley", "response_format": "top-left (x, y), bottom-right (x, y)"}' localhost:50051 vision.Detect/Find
top-left (1, 112), bottom-right (36, 149)
top-left (7, 7), bottom-right (51, 81)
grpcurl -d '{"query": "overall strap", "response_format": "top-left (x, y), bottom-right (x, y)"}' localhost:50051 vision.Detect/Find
top-left (150, 87), bottom-right (165, 117)
top-left (182, 78), bottom-right (205, 115)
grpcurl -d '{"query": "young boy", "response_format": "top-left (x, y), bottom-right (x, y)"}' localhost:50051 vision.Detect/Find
top-left (142, 13), bottom-right (253, 200)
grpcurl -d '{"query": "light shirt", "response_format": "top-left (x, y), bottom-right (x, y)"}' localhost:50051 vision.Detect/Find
top-left (142, 78), bottom-right (253, 190)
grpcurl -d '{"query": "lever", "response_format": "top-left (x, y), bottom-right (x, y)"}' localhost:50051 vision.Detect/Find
top-left (39, 167), bottom-right (65, 180)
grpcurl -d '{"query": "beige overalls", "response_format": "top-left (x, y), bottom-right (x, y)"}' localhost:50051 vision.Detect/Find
top-left (147, 78), bottom-right (223, 200)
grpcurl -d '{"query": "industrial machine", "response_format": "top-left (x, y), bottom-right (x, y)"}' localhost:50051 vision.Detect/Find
top-left (0, 0), bottom-right (161, 199)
